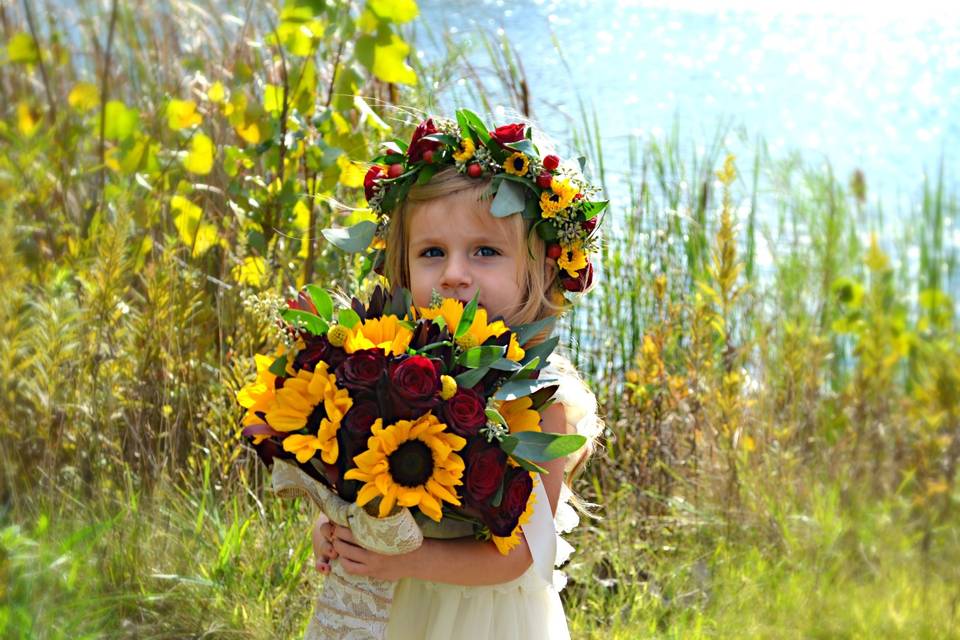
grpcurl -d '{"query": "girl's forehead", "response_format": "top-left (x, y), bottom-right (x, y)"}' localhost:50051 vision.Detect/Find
top-left (408, 190), bottom-right (517, 242)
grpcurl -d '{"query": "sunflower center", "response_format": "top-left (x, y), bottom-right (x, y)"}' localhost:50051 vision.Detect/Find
top-left (512, 158), bottom-right (524, 170)
top-left (388, 440), bottom-right (435, 487)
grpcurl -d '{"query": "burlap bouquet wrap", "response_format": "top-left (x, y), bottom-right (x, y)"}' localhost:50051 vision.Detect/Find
top-left (271, 459), bottom-right (423, 639)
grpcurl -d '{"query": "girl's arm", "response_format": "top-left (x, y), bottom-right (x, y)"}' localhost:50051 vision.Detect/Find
top-left (329, 402), bottom-right (569, 585)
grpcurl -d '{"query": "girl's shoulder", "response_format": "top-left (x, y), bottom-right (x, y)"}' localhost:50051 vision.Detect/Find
top-left (541, 352), bottom-right (603, 443)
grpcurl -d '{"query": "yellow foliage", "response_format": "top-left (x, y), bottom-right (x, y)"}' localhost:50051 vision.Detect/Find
top-left (17, 102), bottom-right (39, 137)
top-left (183, 133), bottom-right (214, 175)
top-left (166, 99), bottom-right (202, 130)
top-left (337, 155), bottom-right (366, 187)
top-left (68, 82), bottom-right (99, 111)
top-left (207, 81), bottom-right (226, 103)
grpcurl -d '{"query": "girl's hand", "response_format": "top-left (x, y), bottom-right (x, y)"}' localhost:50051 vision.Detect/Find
top-left (311, 513), bottom-right (337, 575)
top-left (331, 524), bottom-right (413, 582)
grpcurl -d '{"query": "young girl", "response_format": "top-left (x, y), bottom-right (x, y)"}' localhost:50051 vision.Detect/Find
top-left (311, 113), bottom-right (603, 639)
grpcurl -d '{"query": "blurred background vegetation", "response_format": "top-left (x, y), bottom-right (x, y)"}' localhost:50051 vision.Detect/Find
top-left (1, 0), bottom-right (958, 637)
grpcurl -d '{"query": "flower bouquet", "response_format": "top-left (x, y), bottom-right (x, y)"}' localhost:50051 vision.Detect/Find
top-left (237, 285), bottom-right (585, 638)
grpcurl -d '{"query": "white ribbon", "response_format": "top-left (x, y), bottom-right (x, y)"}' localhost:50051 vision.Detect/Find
top-left (522, 474), bottom-right (557, 586)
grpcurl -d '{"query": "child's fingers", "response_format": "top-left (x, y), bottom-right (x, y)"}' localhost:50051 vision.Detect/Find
top-left (311, 519), bottom-right (337, 566)
top-left (331, 525), bottom-right (360, 547)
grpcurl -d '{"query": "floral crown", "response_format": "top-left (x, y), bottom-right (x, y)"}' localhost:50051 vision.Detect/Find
top-left (325, 109), bottom-right (607, 293)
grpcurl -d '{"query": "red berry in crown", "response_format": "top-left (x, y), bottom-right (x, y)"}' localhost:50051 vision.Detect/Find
top-left (546, 243), bottom-right (562, 260)
top-left (536, 172), bottom-right (553, 189)
top-left (542, 154), bottom-right (560, 171)
top-left (581, 217), bottom-right (597, 232)
top-left (467, 163), bottom-right (482, 178)
top-left (387, 163), bottom-right (404, 179)
top-left (422, 149), bottom-right (435, 164)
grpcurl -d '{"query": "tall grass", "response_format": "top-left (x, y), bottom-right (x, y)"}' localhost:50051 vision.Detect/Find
top-left (2, 0), bottom-right (959, 637)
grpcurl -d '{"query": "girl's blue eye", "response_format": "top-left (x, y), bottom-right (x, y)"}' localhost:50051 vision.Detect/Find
top-left (476, 247), bottom-right (499, 257)
top-left (422, 247), bottom-right (444, 258)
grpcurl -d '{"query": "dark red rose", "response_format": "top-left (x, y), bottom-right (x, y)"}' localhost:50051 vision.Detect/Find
top-left (489, 123), bottom-right (526, 145)
top-left (407, 118), bottom-right (441, 162)
top-left (440, 387), bottom-right (487, 437)
top-left (295, 334), bottom-right (346, 372)
top-left (364, 166), bottom-right (384, 201)
top-left (561, 262), bottom-right (594, 292)
top-left (484, 467), bottom-right (533, 536)
top-left (389, 355), bottom-right (441, 419)
top-left (342, 400), bottom-right (380, 440)
top-left (542, 154), bottom-right (560, 171)
top-left (463, 440), bottom-right (507, 505)
top-left (337, 349), bottom-right (385, 393)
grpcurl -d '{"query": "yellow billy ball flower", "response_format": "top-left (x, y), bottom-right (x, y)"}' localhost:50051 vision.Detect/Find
top-left (453, 137), bottom-right (476, 163)
top-left (440, 375), bottom-right (458, 400)
top-left (503, 152), bottom-right (530, 176)
top-left (327, 324), bottom-right (350, 347)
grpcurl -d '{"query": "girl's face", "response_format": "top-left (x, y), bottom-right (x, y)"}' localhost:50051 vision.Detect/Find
top-left (407, 189), bottom-right (525, 321)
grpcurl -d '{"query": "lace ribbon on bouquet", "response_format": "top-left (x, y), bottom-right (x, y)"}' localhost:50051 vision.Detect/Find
top-left (271, 459), bottom-right (423, 639)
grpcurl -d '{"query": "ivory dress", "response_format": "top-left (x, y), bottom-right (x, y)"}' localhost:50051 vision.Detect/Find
top-left (384, 354), bottom-right (601, 640)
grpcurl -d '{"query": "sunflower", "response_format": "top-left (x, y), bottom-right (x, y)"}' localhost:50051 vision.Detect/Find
top-left (418, 298), bottom-right (508, 346)
top-left (265, 361), bottom-right (353, 464)
top-left (344, 314), bottom-right (413, 356)
top-left (539, 178), bottom-right (577, 217)
top-left (492, 474), bottom-right (538, 555)
top-left (345, 413), bottom-right (466, 521)
top-left (557, 243), bottom-right (588, 278)
top-left (237, 353), bottom-right (279, 444)
top-left (452, 137), bottom-right (476, 163)
top-left (506, 333), bottom-right (525, 362)
top-left (498, 396), bottom-right (542, 433)
top-left (503, 152), bottom-right (530, 176)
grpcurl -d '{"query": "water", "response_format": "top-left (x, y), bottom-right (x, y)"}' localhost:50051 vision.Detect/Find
top-left (416, 0), bottom-right (960, 212)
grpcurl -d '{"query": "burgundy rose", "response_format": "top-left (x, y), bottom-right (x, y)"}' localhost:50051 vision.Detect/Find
top-left (295, 334), bottom-right (346, 372)
top-left (484, 467), bottom-right (533, 536)
top-left (388, 355), bottom-right (441, 419)
top-left (364, 165), bottom-right (384, 201)
top-left (561, 262), bottom-right (594, 293)
top-left (337, 349), bottom-right (385, 393)
top-left (463, 440), bottom-right (507, 505)
top-left (489, 123), bottom-right (526, 145)
top-left (440, 387), bottom-right (487, 437)
top-left (407, 118), bottom-right (441, 162)
top-left (342, 400), bottom-right (380, 441)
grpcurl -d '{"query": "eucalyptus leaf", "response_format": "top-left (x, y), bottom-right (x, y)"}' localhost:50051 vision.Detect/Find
top-left (504, 139), bottom-right (538, 157)
top-left (521, 335), bottom-right (559, 367)
top-left (494, 377), bottom-right (558, 401)
top-left (501, 431), bottom-right (587, 462)
top-left (514, 316), bottom-right (556, 346)
top-left (489, 358), bottom-right (524, 372)
top-left (321, 220), bottom-right (376, 253)
top-left (455, 365), bottom-right (490, 389)
top-left (505, 454), bottom-right (547, 474)
top-left (490, 180), bottom-right (526, 218)
top-left (457, 345), bottom-right (507, 368)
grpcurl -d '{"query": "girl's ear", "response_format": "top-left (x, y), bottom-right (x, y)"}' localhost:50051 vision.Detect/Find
top-left (544, 256), bottom-right (558, 284)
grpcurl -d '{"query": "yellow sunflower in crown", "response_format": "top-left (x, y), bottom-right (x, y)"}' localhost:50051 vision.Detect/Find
top-left (345, 413), bottom-right (466, 521)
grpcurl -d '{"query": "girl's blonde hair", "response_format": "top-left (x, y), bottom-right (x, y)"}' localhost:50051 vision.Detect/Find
top-left (382, 167), bottom-right (564, 328)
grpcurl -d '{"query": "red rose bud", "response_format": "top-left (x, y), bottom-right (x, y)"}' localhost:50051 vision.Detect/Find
top-left (542, 154), bottom-right (560, 171)
top-left (295, 334), bottom-right (346, 372)
top-left (536, 172), bottom-right (553, 189)
top-left (561, 263), bottom-right (594, 292)
top-left (467, 163), bottom-right (482, 178)
top-left (440, 387), bottom-right (487, 437)
top-left (422, 149), bottom-right (434, 164)
top-left (463, 440), bottom-right (508, 504)
top-left (407, 118), bottom-right (441, 162)
top-left (573, 192), bottom-right (584, 201)
top-left (546, 243), bottom-right (562, 260)
top-left (363, 166), bottom-right (384, 201)
top-left (336, 349), bottom-right (386, 393)
top-left (581, 217), bottom-right (597, 232)
top-left (387, 163), bottom-right (404, 179)
top-left (388, 355), bottom-right (441, 419)
top-left (489, 123), bottom-right (526, 145)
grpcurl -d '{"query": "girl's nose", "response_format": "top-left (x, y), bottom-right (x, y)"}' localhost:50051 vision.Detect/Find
top-left (440, 255), bottom-right (472, 290)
